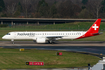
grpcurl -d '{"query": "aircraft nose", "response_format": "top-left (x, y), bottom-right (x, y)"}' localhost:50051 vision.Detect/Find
top-left (2, 36), bottom-right (6, 39)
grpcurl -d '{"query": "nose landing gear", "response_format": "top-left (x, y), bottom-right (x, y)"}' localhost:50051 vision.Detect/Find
top-left (11, 39), bottom-right (14, 44)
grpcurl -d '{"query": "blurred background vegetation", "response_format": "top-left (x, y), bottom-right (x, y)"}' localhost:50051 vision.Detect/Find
top-left (0, 0), bottom-right (105, 18)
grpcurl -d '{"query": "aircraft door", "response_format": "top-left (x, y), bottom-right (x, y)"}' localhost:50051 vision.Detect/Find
top-left (14, 32), bottom-right (17, 39)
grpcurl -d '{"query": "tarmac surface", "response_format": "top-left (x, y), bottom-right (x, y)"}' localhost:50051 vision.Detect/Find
top-left (0, 41), bottom-right (105, 55)
top-left (0, 41), bottom-right (105, 46)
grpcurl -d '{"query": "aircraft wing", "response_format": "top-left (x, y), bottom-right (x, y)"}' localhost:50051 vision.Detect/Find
top-left (46, 36), bottom-right (63, 38)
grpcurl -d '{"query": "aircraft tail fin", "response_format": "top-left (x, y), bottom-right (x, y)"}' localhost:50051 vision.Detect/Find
top-left (76, 19), bottom-right (102, 39)
top-left (87, 19), bottom-right (101, 34)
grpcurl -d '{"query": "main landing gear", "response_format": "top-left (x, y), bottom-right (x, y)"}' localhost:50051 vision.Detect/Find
top-left (11, 39), bottom-right (14, 44)
top-left (48, 40), bottom-right (55, 44)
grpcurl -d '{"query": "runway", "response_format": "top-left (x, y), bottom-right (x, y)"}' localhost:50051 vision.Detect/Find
top-left (0, 41), bottom-right (105, 55)
top-left (0, 41), bottom-right (105, 46)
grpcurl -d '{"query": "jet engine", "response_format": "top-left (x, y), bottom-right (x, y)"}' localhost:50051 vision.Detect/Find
top-left (36, 38), bottom-right (46, 43)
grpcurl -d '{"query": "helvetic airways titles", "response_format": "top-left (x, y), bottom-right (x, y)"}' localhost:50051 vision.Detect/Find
top-left (17, 33), bottom-right (35, 36)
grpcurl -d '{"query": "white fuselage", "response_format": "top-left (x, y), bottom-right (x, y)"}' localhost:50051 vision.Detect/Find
top-left (2, 31), bottom-right (86, 40)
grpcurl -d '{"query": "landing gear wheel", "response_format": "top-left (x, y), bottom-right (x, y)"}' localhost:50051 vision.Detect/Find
top-left (48, 40), bottom-right (55, 44)
top-left (11, 39), bottom-right (14, 44)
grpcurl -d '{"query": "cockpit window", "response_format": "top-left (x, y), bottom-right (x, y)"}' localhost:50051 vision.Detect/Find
top-left (6, 33), bottom-right (10, 35)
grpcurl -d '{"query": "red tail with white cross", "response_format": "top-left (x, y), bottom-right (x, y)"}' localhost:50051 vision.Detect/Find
top-left (77, 19), bottom-right (101, 39)
top-left (87, 19), bottom-right (101, 34)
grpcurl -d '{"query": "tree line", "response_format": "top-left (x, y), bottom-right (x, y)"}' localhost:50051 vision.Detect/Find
top-left (0, 0), bottom-right (105, 18)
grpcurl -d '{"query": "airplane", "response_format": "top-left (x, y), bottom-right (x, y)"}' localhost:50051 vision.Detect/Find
top-left (2, 19), bottom-right (102, 44)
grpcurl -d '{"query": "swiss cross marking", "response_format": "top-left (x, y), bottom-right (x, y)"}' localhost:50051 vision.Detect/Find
top-left (92, 24), bottom-right (99, 30)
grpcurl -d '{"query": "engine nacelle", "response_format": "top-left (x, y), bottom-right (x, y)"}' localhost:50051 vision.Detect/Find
top-left (36, 38), bottom-right (46, 43)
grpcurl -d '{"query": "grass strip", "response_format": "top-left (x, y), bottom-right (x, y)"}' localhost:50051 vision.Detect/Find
top-left (0, 48), bottom-right (100, 69)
